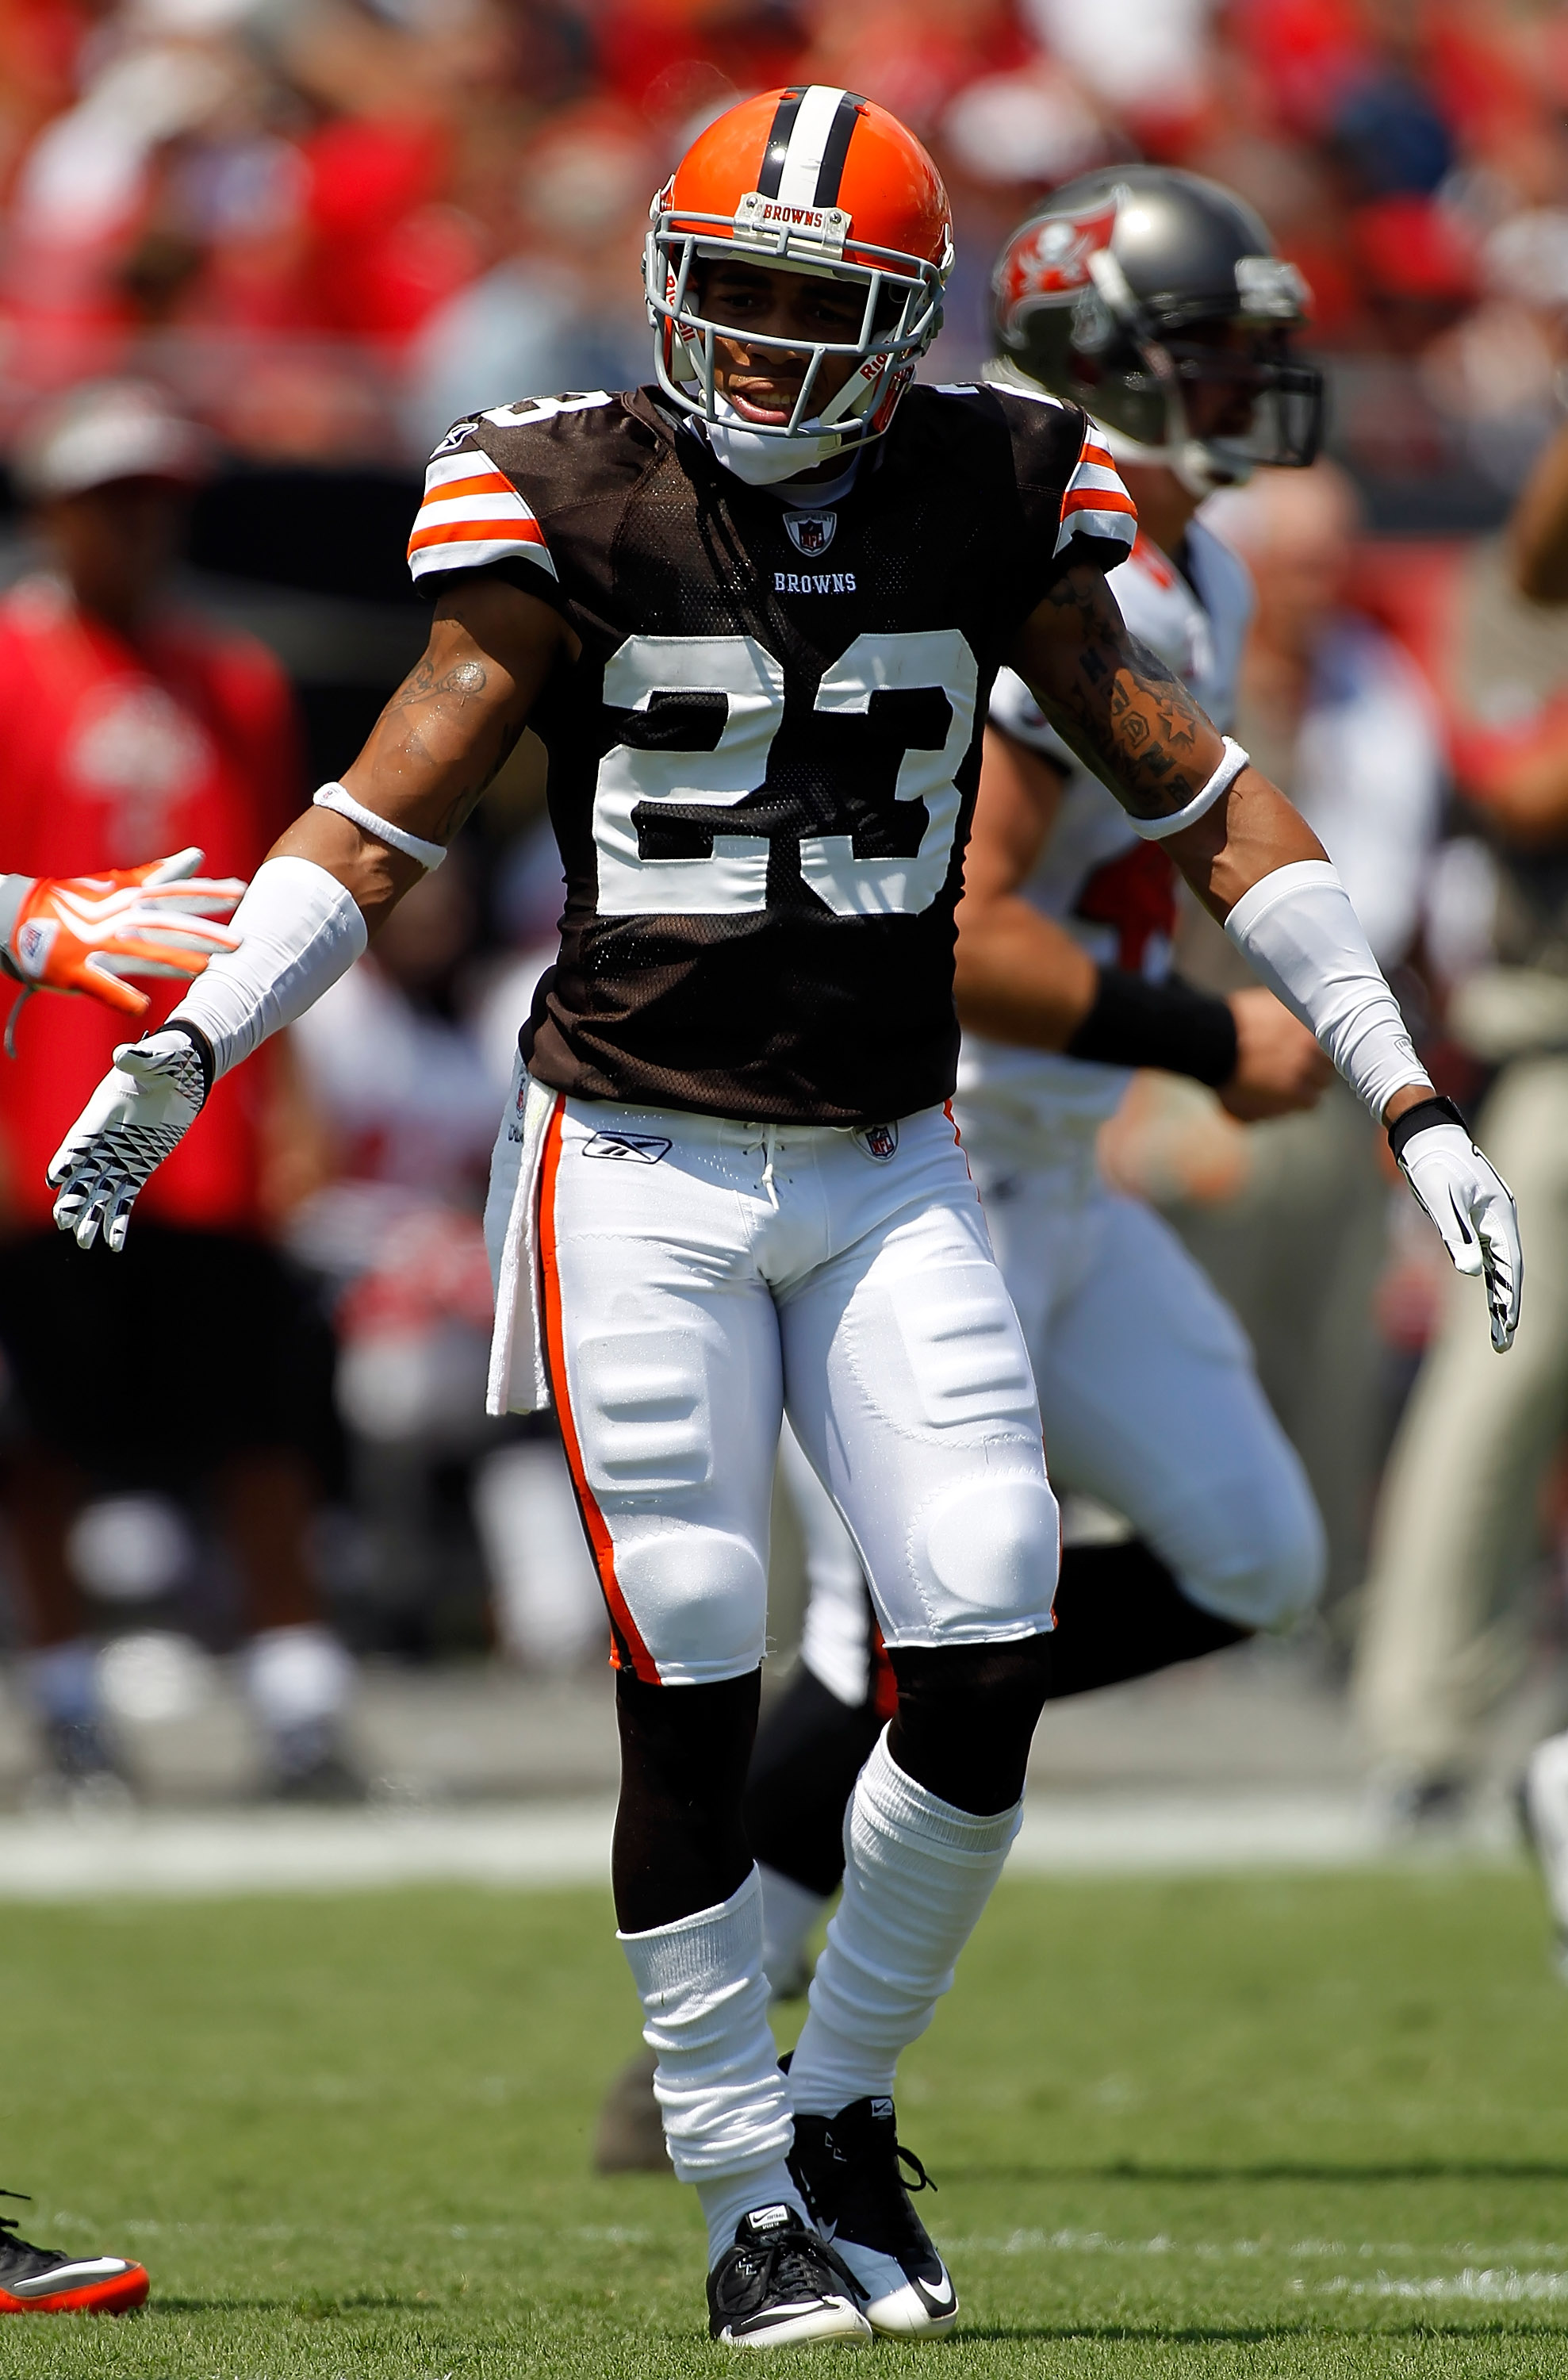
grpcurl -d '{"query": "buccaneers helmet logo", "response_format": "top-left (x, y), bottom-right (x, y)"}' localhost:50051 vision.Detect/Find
top-left (993, 200), bottom-right (1118, 328)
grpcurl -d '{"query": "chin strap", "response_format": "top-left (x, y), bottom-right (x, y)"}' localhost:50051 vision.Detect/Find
top-left (703, 400), bottom-right (853, 487)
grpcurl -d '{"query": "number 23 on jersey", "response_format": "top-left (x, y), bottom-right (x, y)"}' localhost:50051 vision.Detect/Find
top-left (592, 628), bottom-right (980, 919)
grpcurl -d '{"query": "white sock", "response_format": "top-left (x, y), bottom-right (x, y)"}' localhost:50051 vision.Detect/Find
top-left (759, 1862), bottom-right (830, 1997)
top-left (242, 1626), bottom-right (351, 1738)
top-left (25, 1637), bottom-right (101, 1727)
top-left (1526, 1729), bottom-right (1568, 1931)
top-left (787, 1729), bottom-right (1021, 2118)
top-left (617, 1867), bottom-right (805, 2264)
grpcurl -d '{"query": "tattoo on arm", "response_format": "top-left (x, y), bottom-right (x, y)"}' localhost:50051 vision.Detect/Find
top-left (389, 656), bottom-right (490, 712)
top-left (1020, 570), bottom-right (1218, 823)
top-left (366, 651), bottom-right (524, 843)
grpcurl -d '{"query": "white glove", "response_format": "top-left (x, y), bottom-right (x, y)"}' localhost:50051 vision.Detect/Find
top-left (1397, 1115), bottom-right (1522, 1353)
top-left (47, 1027), bottom-right (209, 1253)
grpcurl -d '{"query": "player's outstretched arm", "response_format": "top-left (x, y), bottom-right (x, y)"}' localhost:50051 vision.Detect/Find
top-left (1009, 567), bottom-right (1523, 1349)
top-left (953, 723), bottom-right (1328, 1119)
top-left (48, 578), bottom-right (572, 1253)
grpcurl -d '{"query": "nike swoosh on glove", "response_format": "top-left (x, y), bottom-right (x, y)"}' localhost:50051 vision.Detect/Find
top-left (47, 1029), bottom-right (209, 1253)
top-left (1397, 1119), bottom-right (1522, 1353)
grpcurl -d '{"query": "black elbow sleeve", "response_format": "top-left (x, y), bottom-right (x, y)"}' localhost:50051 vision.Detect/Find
top-left (1064, 968), bottom-right (1239, 1088)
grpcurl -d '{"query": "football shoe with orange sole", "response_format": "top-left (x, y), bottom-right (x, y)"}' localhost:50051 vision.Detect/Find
top-left (0, 2193), bottom-right (148, 2315)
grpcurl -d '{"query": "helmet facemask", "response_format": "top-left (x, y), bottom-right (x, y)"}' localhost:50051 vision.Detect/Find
top-left (646, 183), bottom-right (951, 457)
top-left (1075, 249), bottom-right (1324, 488)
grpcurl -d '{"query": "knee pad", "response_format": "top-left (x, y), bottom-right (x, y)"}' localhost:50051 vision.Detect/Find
top-left (904, 1470), bottom-right (1061, 1639)
top-left (612, 1528), bottom-right (769, 1683)
top-left (887, 1634), bottom-right (1052, 1816)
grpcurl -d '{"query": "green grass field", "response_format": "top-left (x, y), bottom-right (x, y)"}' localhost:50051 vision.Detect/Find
top-left (4, 1865), bottom-right (1568, 2376)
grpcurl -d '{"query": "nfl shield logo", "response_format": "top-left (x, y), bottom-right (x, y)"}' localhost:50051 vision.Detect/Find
top-left (855, 1122), bottom-right (899, 1163)
top-left (784, 510), bottom-right (837, 557)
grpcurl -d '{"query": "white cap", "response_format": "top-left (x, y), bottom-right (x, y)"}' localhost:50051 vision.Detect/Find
top-left (12, 379), bottom-right (210, 502)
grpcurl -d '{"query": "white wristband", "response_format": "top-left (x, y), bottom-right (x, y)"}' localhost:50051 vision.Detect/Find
top-left (1225, 858), bottom-right (1429, 1119)
top-left (1127, 736), bottom-right (1250, 843)
top-left (169, 855), bottom-right (367, 1080)
top-left (312, 782), bottom-right (447, 872)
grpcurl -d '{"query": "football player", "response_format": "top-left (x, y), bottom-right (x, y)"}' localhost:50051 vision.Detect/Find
top-left (44, 92), bottom-right (1520, 2347)
top-left (721, 167), bottom-right (1345, 2018)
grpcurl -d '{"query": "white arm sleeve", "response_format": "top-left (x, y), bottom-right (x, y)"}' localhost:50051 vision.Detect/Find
top-left (1224, 858), bottom-right (1429, 1119)
top-left (168, 854), bottom-right (367, 1081)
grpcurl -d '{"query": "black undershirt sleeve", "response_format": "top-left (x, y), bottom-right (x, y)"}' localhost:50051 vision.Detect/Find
top-left (1064, 966), bottom-right (1239, 1088)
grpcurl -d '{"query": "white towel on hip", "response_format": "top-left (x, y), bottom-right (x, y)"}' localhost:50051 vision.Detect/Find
top-left (484, 1054), bottom-right (558, 1417)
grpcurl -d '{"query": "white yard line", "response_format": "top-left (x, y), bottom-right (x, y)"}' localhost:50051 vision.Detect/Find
top-left (0, 1790), bottom-right (1521, 1902)
top-left (1010, 1789), bottom-right (1517, 1874)
top-left (0, 1800), bottom-right (619, 1900)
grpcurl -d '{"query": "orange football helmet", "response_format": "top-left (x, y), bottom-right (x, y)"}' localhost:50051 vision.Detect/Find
top-left (646, 86), bottom-right (953, 449)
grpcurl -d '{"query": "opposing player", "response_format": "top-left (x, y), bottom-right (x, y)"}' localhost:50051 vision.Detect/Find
top-left (733, 167), bottom-right (1341, 2004)
top-left (46, 92), bottom-right (1520, 2346)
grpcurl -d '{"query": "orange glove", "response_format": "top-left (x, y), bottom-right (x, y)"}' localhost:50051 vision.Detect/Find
top-left (1, 847), bottom-right (245, 1021)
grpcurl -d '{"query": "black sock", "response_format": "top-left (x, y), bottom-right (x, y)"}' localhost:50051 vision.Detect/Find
top-left (1041, 1539), bottom-right (1250, 1699)
top-left (888, 1635), bottom-right (1053, 1814)
top-left (612, 1668), bottom-right (759, 1933)
top-left (743, 1665), bottom-right (886, 1898)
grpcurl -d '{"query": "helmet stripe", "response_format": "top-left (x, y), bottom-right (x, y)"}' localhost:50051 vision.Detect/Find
top-left (773, 84), bottom-right (852, 207)
top-left (812, 90), bottom-right (864, 207)
top-left (756, 89), bottom-right (805, 199)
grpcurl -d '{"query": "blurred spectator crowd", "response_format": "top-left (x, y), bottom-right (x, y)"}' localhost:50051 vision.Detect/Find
top-left (6, 1), bottom-right (1568, 1817)
top-left (3, 0), bottom-right (1568, 497)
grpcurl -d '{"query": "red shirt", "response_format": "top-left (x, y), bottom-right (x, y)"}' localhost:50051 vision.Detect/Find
top-left (0, 576), bottom-right (301, 1233)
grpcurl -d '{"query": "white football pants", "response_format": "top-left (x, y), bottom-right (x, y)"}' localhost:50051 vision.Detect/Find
top-left (786, 1157), bottom-right (1324, 1706)
top-left (527, 1093), bottom-right (1060, 1685)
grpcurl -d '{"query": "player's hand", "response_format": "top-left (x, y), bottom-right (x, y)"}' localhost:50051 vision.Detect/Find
top-left (1217, 988), bottom-right (1333, 1121)
top-left (1397, 1119), bottom-right (1522, 1353)
top-left (47, 1029), bottom-right (209, 1253)
top-left (7, 848), bottom-right (244, 1019)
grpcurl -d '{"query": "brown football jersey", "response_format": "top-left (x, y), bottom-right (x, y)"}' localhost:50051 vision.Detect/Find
top-left (407, 382), bottom-right (1135, 1126)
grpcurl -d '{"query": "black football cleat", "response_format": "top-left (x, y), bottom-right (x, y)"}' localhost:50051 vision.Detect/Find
top-left (707, 2203), bottom-right (870, 2347)
top-left (788, 2096), bottom-right (957, 2335)
top-left (0, 2194), bottom-right (148, 2315)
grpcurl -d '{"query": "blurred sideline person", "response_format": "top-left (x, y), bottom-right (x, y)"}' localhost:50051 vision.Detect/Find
top-left (601, 171), bottom-right (1337, 2122)
top-left (1351, 411), bottom-right (1568, 1848)
top-left (44, 91), bottom-right (1518, 2345)
top-left (0, 381), bottom-right (355, 1800)
top-left (1171, 460), bottom-right (1444, 1614)
top-left (0, 854), bottom-right (237, 2318)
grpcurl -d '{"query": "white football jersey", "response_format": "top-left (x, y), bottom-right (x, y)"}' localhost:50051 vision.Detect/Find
top-left (955, 516), bottom-right (1254, 1169)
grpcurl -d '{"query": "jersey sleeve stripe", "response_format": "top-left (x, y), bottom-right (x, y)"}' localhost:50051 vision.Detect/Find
top-left (420, 469), bottom-right (524, 505)
top-left (407, 448), bottom-right (558, 582)
top-left (408, 527), bottom-right (559, 582)
top-left (1061, 482), bottom-right (1138, 516)
top-left (1053, 432), bottom-right (1139, 558)
top-left (408, 514), bottom-right (550, 552)
top-left (410, 496), bottom-right (547, 537)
